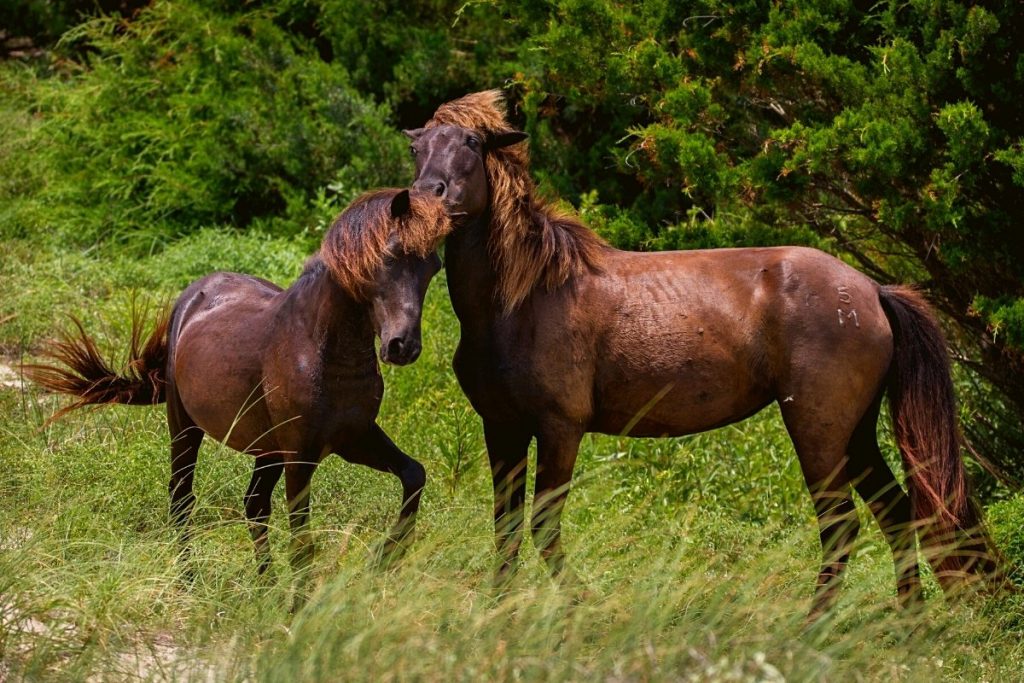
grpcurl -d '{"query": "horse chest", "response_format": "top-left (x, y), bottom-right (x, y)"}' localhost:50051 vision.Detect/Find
top-left (451, 339), bottom-right (519, 416)
top-left (319, 365), bottom-right (382, 419)
top-left (255, 353), bottom-right (380, 448)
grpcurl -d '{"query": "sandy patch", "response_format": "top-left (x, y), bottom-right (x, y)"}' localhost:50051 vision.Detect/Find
top-left (1, 598), bottom-right (221, 682)
top-left (91, 632), bottom-right (221, 683)
top-left (0, 359), bottom-right (25, 390)
top-left (0, 526), bottom-right (33, 550)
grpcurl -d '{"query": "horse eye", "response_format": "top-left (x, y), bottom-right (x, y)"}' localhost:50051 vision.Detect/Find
top-left (409, 145), bottom-right (418, 157)
top-left (467, 136), bottom-right (480, 149)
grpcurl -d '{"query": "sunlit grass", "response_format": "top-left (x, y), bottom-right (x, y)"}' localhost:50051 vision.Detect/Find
top-left (2, 235), bottom-right (1023, 680)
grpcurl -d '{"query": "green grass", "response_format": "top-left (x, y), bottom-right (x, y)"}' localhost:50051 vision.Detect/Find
top-left (2, 234), bottom-right (1024, 681)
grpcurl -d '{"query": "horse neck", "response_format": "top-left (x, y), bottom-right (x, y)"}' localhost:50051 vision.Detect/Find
top-left (444, 215), bottom-right (500, 331)
top-left (287, 264), bottom-right (376, 366)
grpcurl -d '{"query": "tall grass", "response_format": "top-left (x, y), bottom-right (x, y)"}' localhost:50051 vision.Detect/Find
top-left (2, 234), bottom-right (1023, 681)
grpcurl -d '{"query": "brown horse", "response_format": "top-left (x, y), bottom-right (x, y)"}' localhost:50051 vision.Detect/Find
top-left (26, 189), bottom-right (450, 582)
top-left (405, 90), bottom-right (1001, 619)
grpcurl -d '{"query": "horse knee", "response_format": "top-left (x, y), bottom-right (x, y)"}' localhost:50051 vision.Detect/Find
top-left (400, 458), bottom-right (426, 498)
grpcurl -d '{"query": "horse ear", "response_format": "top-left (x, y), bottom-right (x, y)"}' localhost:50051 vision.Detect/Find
top-left (488, 131), bottom-right (528, 150)
top-left (390, 189), bottom-right (411, 219)
top-left (403, 128), bottom-right (426, 140)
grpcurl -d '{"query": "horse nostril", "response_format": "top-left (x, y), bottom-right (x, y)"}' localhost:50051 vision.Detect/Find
top-left (386, 337), bottom-right (405, 359)
top-left (412, 179), bottom-right (447, 198)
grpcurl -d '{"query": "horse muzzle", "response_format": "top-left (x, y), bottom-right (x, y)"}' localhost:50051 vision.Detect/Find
top-left (380, 336), bottom-right (422, 366)
top-left (413, 179), bottom-right (475, 218)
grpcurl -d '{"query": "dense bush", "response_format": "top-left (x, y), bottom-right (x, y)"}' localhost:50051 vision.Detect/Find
top-left (0, 1), bottom-right (409, 250)
top-left (500, 2), bottom-right (1024, 441)
top-left (0, 0), bottom-right (149, 53)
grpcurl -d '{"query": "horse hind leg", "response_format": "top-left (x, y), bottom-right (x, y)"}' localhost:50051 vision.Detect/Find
top-left (167, 386), bottom-right (204, 568)
top-left (807, 474), bottom-right (859, 622)
top-left (781, 403), bottom-right (861, 622)
top-left (244, 454), bottom-right (283, 574)
top-left (847, 399), bottom-right (922, 607)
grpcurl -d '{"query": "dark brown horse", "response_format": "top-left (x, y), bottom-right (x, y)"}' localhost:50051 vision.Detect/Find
top-left (26, 189), bottom-right (450, 583)
top-left (406, 90), bottom-right (1002, 619)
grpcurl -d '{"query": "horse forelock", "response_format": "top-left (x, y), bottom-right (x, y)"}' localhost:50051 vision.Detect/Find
top-left (426, 89), bottom-right (509, 134)
top-left (320, 189), bottom-right (451, 298)
top-left (427, 90), bottom-right (607, 313)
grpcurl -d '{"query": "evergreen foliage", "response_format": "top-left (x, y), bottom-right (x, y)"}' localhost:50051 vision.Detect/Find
top-left (1, 1), bottom-right (409, 249)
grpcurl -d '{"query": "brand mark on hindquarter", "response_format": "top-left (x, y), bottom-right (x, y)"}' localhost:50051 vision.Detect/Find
top-left (836, 286), bottom-right (859, 328)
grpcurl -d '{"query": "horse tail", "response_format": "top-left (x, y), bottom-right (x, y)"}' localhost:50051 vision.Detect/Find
top-left (878, 285), bottom-right (1004, 590)
top-left (24, 306), bottom-right (171, 420)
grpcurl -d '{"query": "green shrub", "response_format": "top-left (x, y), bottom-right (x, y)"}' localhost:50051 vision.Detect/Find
top-left (0, 1), bottom-right (409, 250)
top-left (0, 0), bottom-right (147, 50)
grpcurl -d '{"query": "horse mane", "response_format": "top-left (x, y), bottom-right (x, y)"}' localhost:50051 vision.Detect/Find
top-left (319, 189), bottom-right (451, 298)
top-left (427, 90), bottom-right (608, 312)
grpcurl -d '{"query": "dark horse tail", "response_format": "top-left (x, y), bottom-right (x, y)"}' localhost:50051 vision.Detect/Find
top-left (24, 307), bottom-right (171, 420)
top-left (878, 285), bottom-right (1003, 590)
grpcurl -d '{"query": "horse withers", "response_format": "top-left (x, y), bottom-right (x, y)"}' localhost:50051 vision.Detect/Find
top-left (406, 90), bottom-right (1003, 620)
top-left (26, 189), bottom-right (451, 588)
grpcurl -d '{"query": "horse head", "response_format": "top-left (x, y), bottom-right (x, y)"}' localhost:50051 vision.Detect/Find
top-left (321, 189), bottom-right (449, 366)
top-left (404, 124), bottom-right (527, 221)
top-left (367, 190), bottom-right (443, 366)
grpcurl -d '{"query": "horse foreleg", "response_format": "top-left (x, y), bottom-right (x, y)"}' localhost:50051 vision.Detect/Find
top-left (484, 421), bottom-right (532, 584)
top-left (340, 424), bottom-right (427, 565)
top-left (284, 457), bottom-right (317, 608)
top-left (244, 454), bottom-right (283, 574)
top-left (532, 421), bottom-right (584, 581)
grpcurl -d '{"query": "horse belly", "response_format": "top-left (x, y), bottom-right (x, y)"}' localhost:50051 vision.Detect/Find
top-left (175, 344), bottom-right (275, 452)
top-left (590, 302), bottom-right (773, 436)
top-left (591, 361), bottom-right (772, 437)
